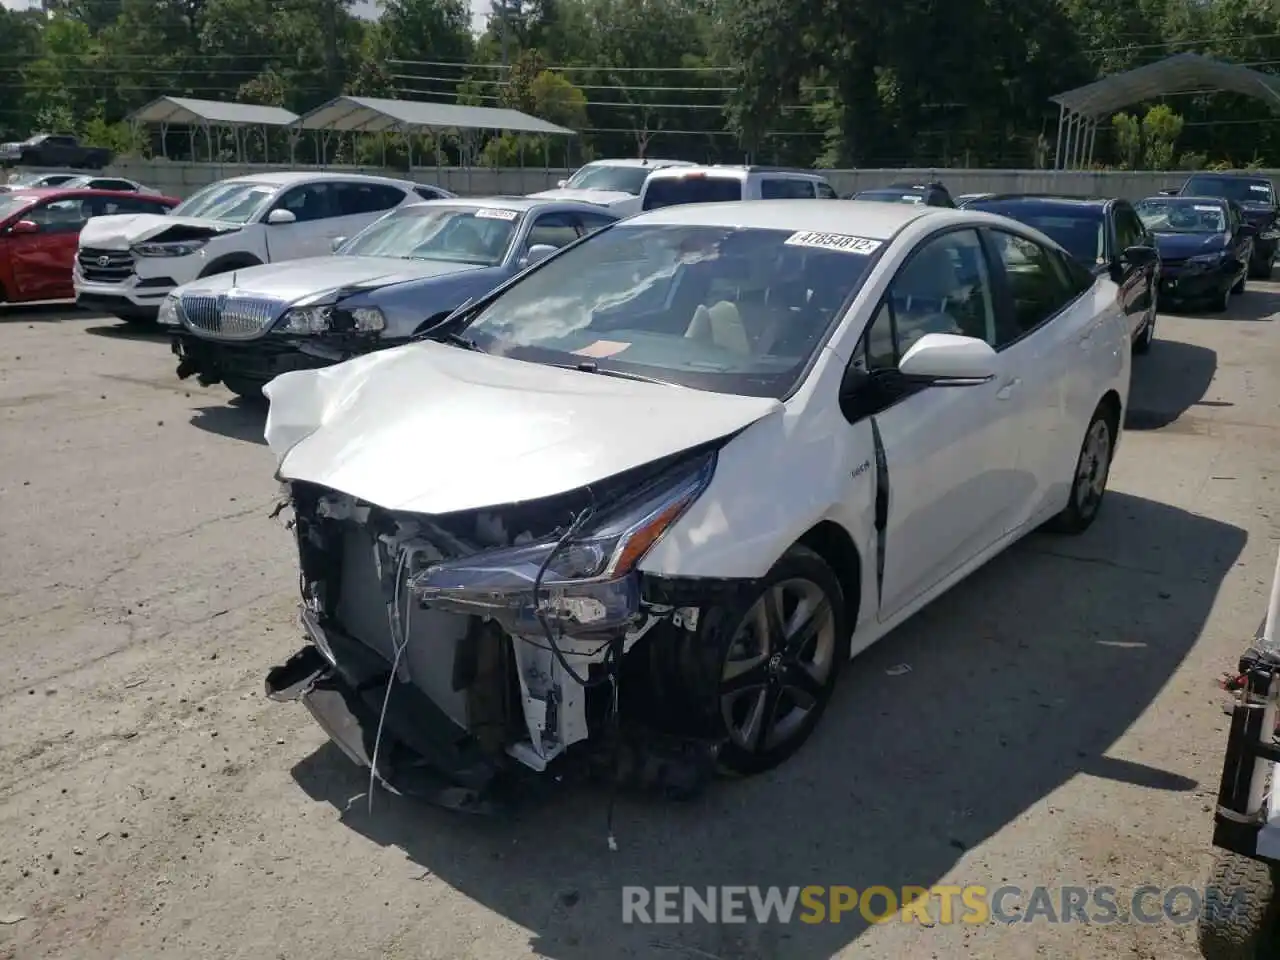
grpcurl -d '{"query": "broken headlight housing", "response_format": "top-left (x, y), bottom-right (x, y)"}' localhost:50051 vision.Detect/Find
top-left (276, 304), bottom-right (386, 335)
top-left (132, 239), bottom-right (208, 257)
top-left (157, 293), bottom-right (184, 327)
top-left (410, 450), bottom-right (717, 635)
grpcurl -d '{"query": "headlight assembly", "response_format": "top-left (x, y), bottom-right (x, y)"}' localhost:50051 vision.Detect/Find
top-left (132, 239), bottom-right (208, 257)
top-left (157, 294), bottom-right (184, 327)
top-left (276, 304), bottom-right (386, 335)
top-left (409, 450), bottom-right (717, 634)
top-left (1186, 252), bottom-right (1226, 269)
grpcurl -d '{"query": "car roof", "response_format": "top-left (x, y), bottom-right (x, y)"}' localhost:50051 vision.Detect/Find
top-left (968, 194), bottom-right (1111, 208)
top-left (219, 171), bottom-right (417, 188)
top-left (643, 164), bottom-right (827, 182)
top-left (401, 196), bottom-right (620, 215)
top-left (626, 198), bottom-right (940, 238)
top-left (1143, 194), bottom-right (1227, 204)
top-left (1184, 171), bottom-right (1271, 180)
top-left (579, 158), bottom-right (696, 169)
top-left (2, 187), bottom-right (177, 202)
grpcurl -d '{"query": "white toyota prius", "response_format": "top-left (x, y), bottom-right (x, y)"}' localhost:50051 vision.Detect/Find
top-left (261, 199), bottom-right (1131, 811)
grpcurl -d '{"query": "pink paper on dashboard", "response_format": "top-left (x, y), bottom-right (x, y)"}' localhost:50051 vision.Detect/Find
top-left (572, 340), bottom-right (631, 359)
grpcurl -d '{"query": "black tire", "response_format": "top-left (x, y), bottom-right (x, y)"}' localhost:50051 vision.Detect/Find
top-left (1046, 400), bottom-right (1117, 535)
top-left (1207, 283), bottom-right (1232, 313)
top-left (1234, 274), bottom-right (1247, 295)
top-left (712, 545), bottom-right (850, 777)
top-left (223, 377), bottom-right (266, 402)
top-left (1198, 851), bottom-right (1279, 960)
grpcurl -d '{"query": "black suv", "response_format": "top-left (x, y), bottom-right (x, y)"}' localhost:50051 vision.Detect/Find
top-left (1172, 173), bottom-right (1278, 279)
top-left (847, 180), bottom-right (956, 207)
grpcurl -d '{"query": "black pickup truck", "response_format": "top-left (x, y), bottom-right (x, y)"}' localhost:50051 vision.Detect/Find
top-left (0, 134), bottom-right (113, 170)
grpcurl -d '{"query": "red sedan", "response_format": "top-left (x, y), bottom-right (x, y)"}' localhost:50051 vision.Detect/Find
top-left (0, 187), bottom-right (178, 305)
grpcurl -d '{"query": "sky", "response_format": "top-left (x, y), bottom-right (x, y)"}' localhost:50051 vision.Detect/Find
top-left (1, 0), bottom-right (492, 33)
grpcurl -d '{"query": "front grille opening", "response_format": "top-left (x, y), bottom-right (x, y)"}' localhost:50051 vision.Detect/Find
top-left (78, 247), bottom-right (134, 284)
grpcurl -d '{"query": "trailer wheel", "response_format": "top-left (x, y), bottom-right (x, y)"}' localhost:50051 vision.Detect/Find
top-left (1199, 851), bottom-right (1279, 960)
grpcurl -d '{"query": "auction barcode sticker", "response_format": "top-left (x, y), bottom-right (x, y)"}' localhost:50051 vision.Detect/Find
top-left (475, 208), bottom-right (520, 220)
top-left (1251, 184), bottom-right (1270, 193)
top-left (784, 231), bottom-right (882, 254)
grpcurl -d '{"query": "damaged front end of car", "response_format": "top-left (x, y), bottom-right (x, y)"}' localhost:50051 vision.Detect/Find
top-left (266, 444), bottom-right (749, 814)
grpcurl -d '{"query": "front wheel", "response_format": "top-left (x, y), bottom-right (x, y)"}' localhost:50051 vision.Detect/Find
top-left (714, 545), bottom-right (849, 777)
top-left (1047, 402), bottom-right (1116, 535)
top-left (1233, 274), bottom-right (1247, 295)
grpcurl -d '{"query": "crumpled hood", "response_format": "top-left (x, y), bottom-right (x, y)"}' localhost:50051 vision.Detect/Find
top-left (78, 213), bottom-right (237, 249)
top-left (264, 341), bottom-right (781, 515)
top-left (525, 188), bottom-right (636, 208)
top-left (1153, 232), bottom-right (1227, 258)
top-left (178, 255), bottom-right (481, 303)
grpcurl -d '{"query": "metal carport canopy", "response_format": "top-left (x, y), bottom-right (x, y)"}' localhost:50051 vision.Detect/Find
top-left (1051, 52), bottom-right (1280, 118)
top-left (126, 96), bottom-right (300, 128)
top-left (298, 96), bottom-right (576, 136)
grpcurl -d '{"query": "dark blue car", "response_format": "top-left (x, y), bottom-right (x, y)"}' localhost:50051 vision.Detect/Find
top-left (1134, 195), bottom-right (1256, 313)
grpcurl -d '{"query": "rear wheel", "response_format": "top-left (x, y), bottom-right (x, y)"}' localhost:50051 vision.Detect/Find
top-left (714, 546), bottom-right (849, 776)
top-left (1047, 401), bottom-right (1116, 535)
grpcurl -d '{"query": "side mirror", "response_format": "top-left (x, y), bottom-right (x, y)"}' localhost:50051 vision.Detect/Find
top-left (898, 333), bottom-right (998, 384)
top-left (266, 208), bottom-right (297, 225)
top-left (1239, 223), bottom-right (1258, 238)
top-left (1122, 244), bottom-right (1159, 267)
top-left (520, 243), bottom-right (557, 268)
top-left (331, 236), bottom-right (347, 252)
top-left (556, 179), bottom-right (568, 188)
top-left (8, 219), bottom-right (39, 235)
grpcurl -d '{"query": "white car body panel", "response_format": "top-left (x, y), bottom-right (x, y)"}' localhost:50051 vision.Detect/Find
top-left (72, 172), bottom-right (429, 312)
top-left (264, 340), bottom-right (781, 515)
top-left (267, 200), bottom-right (1131, 675)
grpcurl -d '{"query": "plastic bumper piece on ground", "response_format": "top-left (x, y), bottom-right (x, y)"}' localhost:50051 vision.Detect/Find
top-left (265, 610), bottom-right (508, 815)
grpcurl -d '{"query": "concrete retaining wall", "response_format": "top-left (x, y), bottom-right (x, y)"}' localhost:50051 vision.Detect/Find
top-left (20, 157), bottom-right (1274, 200)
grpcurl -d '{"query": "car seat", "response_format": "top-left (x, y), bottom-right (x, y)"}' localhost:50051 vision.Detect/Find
top-left (892, 242), bottom-right (962, 348)
top-left (685, 301), bottom-right (751, 355)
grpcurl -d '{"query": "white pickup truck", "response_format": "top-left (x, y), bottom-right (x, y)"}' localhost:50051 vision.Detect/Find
top-left (73, 171), bottom-right (450, 324)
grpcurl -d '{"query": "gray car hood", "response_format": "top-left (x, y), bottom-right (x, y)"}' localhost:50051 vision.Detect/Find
top-left (180, 255), bottom-right (483, 302)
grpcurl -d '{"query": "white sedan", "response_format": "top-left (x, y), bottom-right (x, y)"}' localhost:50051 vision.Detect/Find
top-left (260, 199), bottom-right (1131, 810)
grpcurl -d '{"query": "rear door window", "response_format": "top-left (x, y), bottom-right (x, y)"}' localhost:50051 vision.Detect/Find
top-left (762, 178), bottom-right (816, 199)
top-left (334, 182), bottom-right (406, 216)
top-left (642, 175), bottom-right (743, 210)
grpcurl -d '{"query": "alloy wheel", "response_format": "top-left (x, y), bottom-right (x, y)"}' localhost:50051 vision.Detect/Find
top-left (1074, 418), bottom-right (1112, 519)
top-left (719, 578), bottom-right (837, 756)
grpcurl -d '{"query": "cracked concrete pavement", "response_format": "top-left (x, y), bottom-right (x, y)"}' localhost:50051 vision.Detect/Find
top-left (1, 292), bottom-right (1279, 960)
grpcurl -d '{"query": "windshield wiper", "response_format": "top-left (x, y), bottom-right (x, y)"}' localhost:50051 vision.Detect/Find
top-left (417, 329), bottom-right (480, 350)
top-left (555, 360), bottom-right (669, 385)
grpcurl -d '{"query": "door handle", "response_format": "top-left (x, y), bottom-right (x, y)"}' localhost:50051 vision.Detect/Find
top-left (996, 377), bottom-right (1021, 400)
